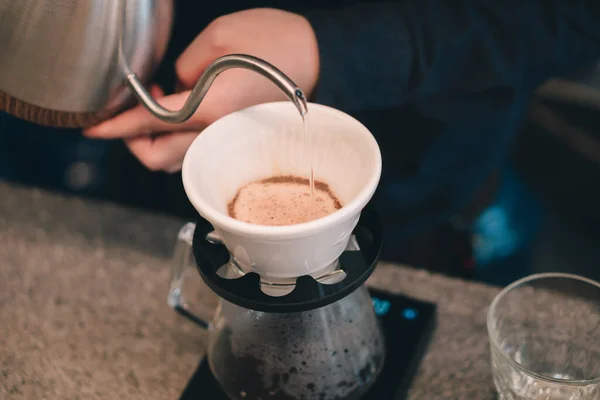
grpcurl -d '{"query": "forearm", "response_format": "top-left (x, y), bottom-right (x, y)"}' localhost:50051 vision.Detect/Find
top-left (303, 0), bottom-right (600, 111)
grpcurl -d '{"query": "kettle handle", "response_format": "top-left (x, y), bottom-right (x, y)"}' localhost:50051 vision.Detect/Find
top-left (167, 222), bottom-right (216, 330)
top-left (125, 54), bottom-right (308, 124)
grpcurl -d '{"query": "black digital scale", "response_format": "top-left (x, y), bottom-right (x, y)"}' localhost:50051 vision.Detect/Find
top-left (178, 206), bottom-right (437, 399)
top-left (179, 289), bottom-right (437, 400)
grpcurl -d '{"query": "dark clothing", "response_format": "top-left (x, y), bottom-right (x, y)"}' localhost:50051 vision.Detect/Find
top-left (302, 0), bottom-right (600, 230)
top-left (306, 0), bottom-right (600, 110)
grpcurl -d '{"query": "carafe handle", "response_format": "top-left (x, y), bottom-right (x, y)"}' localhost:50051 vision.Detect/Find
top-left (167, 222), bottom-right (216, 330)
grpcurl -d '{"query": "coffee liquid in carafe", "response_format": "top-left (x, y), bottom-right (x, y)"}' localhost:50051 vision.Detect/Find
top-left (207, 288), bottom-right (385, 400)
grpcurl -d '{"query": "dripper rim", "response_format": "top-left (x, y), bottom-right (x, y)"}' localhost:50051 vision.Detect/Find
top-left (181, 101), bottom-right (382, 240)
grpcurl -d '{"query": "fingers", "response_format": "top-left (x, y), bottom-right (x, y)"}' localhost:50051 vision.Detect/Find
top-left (83, 90), bottom-right (201, 139)
top-left (125, 131), bottom-right (199, 173)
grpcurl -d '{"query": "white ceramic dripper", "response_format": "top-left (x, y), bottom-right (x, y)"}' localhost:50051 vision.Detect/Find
top-left (181, 102), bottom-right (382, 280)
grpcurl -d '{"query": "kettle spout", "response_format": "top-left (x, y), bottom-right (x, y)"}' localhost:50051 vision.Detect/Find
top-left (126, 53), bottom-right (308, 124)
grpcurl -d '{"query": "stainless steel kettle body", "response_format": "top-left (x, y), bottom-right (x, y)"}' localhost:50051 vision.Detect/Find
top-left (0, 0), bottom-right (173, 125)
top-left (0, 0), bottom-right (307, 128)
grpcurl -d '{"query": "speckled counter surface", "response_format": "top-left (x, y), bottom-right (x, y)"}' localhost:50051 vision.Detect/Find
top-left (0, 182), bottom-right (501, 400)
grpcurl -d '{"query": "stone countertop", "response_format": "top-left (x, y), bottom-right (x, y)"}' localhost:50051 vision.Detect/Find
top-left (0, 182), bottom-right (501, 400)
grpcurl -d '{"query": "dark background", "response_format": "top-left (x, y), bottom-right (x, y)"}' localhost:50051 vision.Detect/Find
top-left (1, 0), bottom-right (600, 286)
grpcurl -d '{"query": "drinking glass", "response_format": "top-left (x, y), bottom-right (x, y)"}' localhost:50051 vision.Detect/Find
top-left (487, 273), bottom-right (600, 399)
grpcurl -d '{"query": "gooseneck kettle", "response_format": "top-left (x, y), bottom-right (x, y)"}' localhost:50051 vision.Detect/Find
top-left (0, 0), bottom-right (307, 128)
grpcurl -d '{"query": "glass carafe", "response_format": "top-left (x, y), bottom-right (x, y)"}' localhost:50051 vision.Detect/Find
top-left (168, 223), bottom-right (386, 400)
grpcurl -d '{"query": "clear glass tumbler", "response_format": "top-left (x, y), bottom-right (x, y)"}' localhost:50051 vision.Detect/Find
top-left (487, 273), bottom-right (600, 399)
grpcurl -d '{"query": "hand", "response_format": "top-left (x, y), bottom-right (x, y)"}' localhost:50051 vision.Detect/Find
top-left (83, 8), bottom-right (320, 173)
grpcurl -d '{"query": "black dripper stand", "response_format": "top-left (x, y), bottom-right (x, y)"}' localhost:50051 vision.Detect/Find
top-left (177, 206), bottom-right (437, 400)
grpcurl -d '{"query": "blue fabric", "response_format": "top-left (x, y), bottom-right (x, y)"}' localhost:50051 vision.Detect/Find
top-left (303, 0), bottom-right (600, 229)
top-left (473, 164), bottom-right (542, 266)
